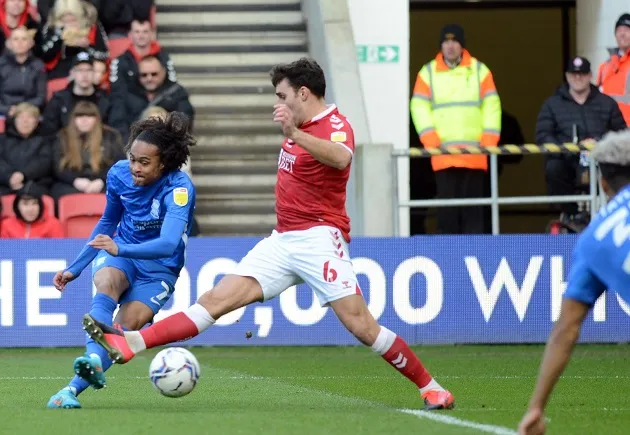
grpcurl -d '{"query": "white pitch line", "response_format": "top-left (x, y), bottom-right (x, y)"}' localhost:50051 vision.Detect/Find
top-left (399, 409), bottom-right (517, 435)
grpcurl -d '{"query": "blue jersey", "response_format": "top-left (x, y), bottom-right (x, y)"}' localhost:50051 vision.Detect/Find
top-left (107, 160), bottom-right (195, 273)
top-left (66, 160), bottom-right (196, 278)
top-left (564, 185), bottom-right (630, 306)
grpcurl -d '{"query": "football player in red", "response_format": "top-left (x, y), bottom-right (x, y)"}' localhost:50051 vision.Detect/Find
top-left (82, 57), bottom-right (455, 410)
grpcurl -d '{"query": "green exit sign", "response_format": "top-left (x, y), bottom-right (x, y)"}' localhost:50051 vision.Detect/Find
top-left (356, 45), bottom-right (400, 64)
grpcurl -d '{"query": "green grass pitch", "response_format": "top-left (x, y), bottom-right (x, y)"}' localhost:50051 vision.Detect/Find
top-left (2, 345), bottom-right (629, 434)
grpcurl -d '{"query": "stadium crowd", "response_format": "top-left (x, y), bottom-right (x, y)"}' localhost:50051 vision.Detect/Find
top-left (0, 0), bottom-right (196, 239)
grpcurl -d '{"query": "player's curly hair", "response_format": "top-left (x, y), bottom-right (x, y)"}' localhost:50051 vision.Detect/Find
top-left (127, 111), bottom-right (196, 173)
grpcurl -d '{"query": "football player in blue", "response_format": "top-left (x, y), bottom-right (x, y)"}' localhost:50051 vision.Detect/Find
top-left (47, 112), bottom-right (196, 409)
top-left (519, 130), bottom-right (630, 434)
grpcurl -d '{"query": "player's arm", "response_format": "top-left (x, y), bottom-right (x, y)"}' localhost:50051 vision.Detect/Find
top-left (519, 258), bottom-right (604, 434)
top-left (290, 128), bottom-right (352, 170)
top-left (113, 214), bottom-right (186, 259)
top-left (526, 298), bottom-right (589, 409)
top-left (65, 189), bottom-right (124, 277)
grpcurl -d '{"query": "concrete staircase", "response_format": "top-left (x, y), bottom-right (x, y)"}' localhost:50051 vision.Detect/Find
top-left (155, 0), bottom-right (308, 236)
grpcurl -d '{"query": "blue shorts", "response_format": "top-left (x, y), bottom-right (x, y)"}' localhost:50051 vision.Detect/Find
top-left (92, 251), bottom-right (178, 314)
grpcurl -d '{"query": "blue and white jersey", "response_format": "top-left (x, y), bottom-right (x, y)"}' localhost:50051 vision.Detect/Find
top-left (105, 160), bottom-right (195, 273)
top-left (564, 185), bottom-right (630, 306)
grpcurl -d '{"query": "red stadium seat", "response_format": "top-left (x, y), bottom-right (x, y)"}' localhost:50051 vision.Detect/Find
top-left (58, 193), bottom-right (107, 238)
top-left (47, 78), bottom-right (69, 101)
top-left (1, 194), bottom-right (55, 218)
top-left (0, 116), bottom-right (5, 133)
top-left (108, 37), bottom-right (131, 59)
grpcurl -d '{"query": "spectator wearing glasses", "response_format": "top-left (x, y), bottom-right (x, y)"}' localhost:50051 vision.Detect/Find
top-left (51, 101), bottom-right (124, 200)
top-left (111, 54), bottom-right (192, 140)
top-left (40, 51), bottom-right (112, 136)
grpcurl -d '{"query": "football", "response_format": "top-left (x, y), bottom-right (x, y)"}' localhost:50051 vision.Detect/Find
top-left (149, 347), bottom-right (200, 398)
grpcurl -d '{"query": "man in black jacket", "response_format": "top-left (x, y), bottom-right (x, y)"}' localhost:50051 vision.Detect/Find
top-left (111, 54), bottom-right (192, 140)
top-left (536, 56), bottom-right (626, 219)
top-left (40, 52), bottom-right (113, 136)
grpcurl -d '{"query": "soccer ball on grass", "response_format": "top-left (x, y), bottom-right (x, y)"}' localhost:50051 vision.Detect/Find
top-left (149, 347), bottom-right (200, 397)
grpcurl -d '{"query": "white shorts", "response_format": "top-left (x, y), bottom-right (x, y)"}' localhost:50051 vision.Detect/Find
top-left (233, 226), bottom-right (361, 306)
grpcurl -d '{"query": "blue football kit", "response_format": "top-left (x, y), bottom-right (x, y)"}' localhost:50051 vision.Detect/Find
top-left (47, 160), bottom-right (196, 408)
top-left (564, 185), bottom-right (630, 307)
top-left (66, 160), bottom-right (196, 313)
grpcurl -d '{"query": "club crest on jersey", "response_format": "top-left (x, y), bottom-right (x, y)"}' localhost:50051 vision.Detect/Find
top-left (278, 149), bottom-right (296, 173)
top-left (173, 187), bottom-right (188, 206)
top-left (150, 198), bottom-right (160, 219)
top-left (330, 131), bottom-right (347, 143)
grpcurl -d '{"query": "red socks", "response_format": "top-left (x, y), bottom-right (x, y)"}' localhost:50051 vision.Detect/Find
top-left (371, 326), bottom-right (433, 389)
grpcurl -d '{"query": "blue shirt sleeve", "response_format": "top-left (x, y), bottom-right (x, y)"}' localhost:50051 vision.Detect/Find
top-left (65, 171), bottom-right (124, 277)
top-left (117, 214), bottom-right (186, 259)
top-left (563, 248), bottom-right (606, 307)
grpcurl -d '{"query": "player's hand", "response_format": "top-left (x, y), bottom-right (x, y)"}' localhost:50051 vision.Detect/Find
top-left (53, 270), bottom-right (75, 292)
top-left (273, 104), bottom-right (298, 139)
top-left (518, 408), bottom-right (546, 435)
top-left (88, 234), bottom-right (119, 256)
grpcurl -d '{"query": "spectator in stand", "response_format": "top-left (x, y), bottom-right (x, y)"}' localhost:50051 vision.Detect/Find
top-left (410, 24), bottom-right (501, 234)
top-left (0, 103), bottom-right (52, 196)
top-left (0, 182), bottom-right (64, 238)
top-left (40, 52), bottom-right (112, 135)
top-left (51, 101), bottom-right (124, 200)
top-left (111, 55), bottom-right (192, 140)
top-left (597, 13), bottom-right (630, 126)
top-left (0, 0), bottom-right (38, 56)
top-left (92, 58), bottom-right (109, 92)
top-left (536, 56), bottom-right (626, 225)
top-left (109, 20), bottom-right (177, 131)
top-left (37, 0), bottom-right (98, 24)
top-left (0, 26), bottom-right (46, 116)
top-left (38, 0), bottom-right (108, 81)
top-left (96, 0), bottom-right (155, 40)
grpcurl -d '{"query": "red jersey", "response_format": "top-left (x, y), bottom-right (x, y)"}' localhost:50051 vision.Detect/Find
top-left (275, 104), bottom-right (355, 241)
top-left (1, 216), bottom-right (64, 239)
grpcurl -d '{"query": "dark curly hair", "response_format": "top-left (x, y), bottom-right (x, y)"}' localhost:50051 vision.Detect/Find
top-left (126, 111), bottom-right (196, 173)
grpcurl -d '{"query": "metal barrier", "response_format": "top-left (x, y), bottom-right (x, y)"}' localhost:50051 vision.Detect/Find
top-left (392, 142), bottom-right (601, 236)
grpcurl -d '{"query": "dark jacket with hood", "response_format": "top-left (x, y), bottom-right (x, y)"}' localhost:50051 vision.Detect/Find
top-left (40, 82), bottom-right (111, 136)
top-left (53, 126), bottom-right (125, 186)
top-left (0, 51), bottom-right (47, 113)
top-left (536, 84), bottom-right (627, 160)
top-left (0, 118), bottom-right (53, 192)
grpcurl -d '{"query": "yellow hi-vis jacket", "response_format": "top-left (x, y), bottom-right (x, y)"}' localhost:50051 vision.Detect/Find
top-left (410, 49), bottom-right (502, 171)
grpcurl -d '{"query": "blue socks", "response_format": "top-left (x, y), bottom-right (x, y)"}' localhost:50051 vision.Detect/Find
top-left (68, 293), bottom-right (117, 395)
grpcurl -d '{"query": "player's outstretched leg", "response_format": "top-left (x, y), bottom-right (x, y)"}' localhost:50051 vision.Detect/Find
top-left (330, 295), bottom-right (455, 410)
top-left (83, 275), bottom-right (262, 364)
top-left (47, 293), bottom-right (118, 409)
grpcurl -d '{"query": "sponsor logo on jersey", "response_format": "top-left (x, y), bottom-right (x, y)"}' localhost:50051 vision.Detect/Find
top-left (150, 199), bottom-right (160, 219)
top-left (278, 149), bottom-right (296, 173)
top-left (133, 220), bottom-right (162, 231)
top-left (330, 131), bottom-right (347, 143)
top-left (173, 187), bottom-right (188, 206)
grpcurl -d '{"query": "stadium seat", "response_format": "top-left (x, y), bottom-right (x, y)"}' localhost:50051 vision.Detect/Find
top-left (47, 78), bottom-right (69, 101)
top-left (108, 37), bottom-right (131, 59)
top-left (1, 194), bottom-right (55, 218)
top-left (0, 116), bottom-right (5, 133)
top-left (58, 193), bottom-right (107, 238)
